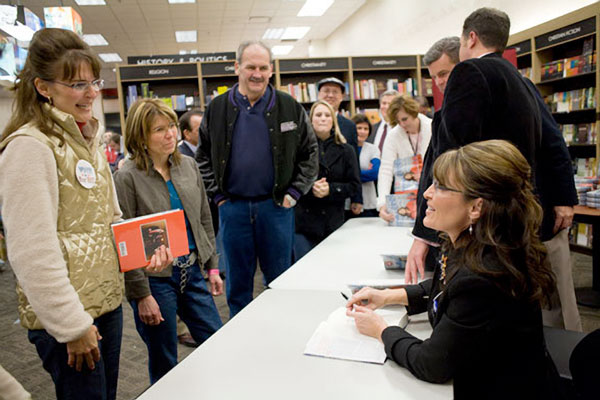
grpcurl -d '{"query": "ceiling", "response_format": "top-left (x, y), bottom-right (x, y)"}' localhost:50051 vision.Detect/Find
top-left (8, 0), bottom-right (366, 86)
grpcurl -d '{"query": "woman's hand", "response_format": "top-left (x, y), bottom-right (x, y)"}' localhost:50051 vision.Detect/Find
top-left (146, 245), bottom-right (173, 274)
top-left (208, 273), bottom-right (224, 296)
top-left (379, 205), bottom-right (395, 222)
top-left (346, 287), bottom-right (389, 311)
top-left (346, 305), bottom-right (388, 341)
top-left (312, 178), bottom-right (330, 198)
top-left (351, 202), bottom-right (363, 215)
top-left (137, 295), bottom-right (164, 326)
top-left (66, 325), bottom-right (102, 371)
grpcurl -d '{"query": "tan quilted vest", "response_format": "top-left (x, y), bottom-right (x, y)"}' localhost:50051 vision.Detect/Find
top-left (0, 106), bottom-right (123, 330)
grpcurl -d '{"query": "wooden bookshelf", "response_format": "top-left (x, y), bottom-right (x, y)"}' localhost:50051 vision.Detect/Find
top-left (507, 3), bottom-right (600, 164)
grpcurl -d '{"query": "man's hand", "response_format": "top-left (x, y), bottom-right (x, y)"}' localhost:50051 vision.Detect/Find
top-left (66, 325), bottom-right (102, 371)
top-left (137, 295), bottom-right (164, 326)
top-left (405, 239), bottom-right (429, 284)
top-left (351, 202), bottom-right (363, 215)
top-left (553, 206), bottom-right (574, 234)
top-left (146, 245), bottom-right (173, 274)
top-left (378, 205), bottom-right (394, 222)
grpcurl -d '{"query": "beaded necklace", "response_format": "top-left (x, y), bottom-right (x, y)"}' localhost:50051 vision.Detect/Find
top-left (439, 254), bottom-right (448, 284)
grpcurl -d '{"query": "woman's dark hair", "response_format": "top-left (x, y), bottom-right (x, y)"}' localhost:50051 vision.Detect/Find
top-left (125, 98), bottom-right (181, 173)
top-left (2, 28), bottom-right (101, 142)
top-left (351, 114), bottom-right (372, 137)
top-left (433, 139), bottom-right (554, 304)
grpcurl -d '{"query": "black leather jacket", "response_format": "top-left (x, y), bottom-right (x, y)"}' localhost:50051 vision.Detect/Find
top-left (196, 84), bottom-right (318, 205)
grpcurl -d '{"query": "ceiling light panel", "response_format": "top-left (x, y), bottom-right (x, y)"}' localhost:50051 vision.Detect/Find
top-left (297, 0), bottom-right (334, 17)
top-left (98, 53), bottom-right (122, 63)
top-left (74, 0), bottom-right (106, 5)
top-left (263, 28), bottom-right (284, 40)
top-left (281, 26), bottom-right (310, 40)
top-left (272, 45), bottom-right (293, 56)
top-left (83, 34), bottom-right (108, 46)
top-left (168, 0), bottom-right (196, 3)
top-left (175, 30), bottom-right (197, 43)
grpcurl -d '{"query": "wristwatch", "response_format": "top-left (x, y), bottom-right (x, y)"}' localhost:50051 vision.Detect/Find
top-left (284, 194), bottom-right (297, 207)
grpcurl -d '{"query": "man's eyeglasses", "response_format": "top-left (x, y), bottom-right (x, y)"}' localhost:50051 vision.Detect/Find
top-left (433, 180), bottom-right (462, 193)
top-left (49, 79), bottom-right (105, 92)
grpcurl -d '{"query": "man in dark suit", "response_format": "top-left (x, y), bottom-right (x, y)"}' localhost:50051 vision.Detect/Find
top-left (317, 77), bottom-right (363, 215)
top-left (367, 89), bottom-right (399, 154)
top-left (178, 109), bottom-right (203, 158)
top-left (414, 34), bottom-right (581, 330)
top-left (406, 8), bottom-right (542, 281)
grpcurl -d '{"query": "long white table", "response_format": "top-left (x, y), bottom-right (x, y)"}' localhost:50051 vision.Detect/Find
top-left (270, 217), bottom-right (421, 291)
top-left (138, 289), bottom-right (451, 399)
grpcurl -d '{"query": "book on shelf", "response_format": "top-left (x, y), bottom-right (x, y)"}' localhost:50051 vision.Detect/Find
top-left (126, 85), bottom-right (138, 110)
top-left (540, 40), bottom-right (597, 81)
top-left (111, 209), bottom-right (189, 272)
top-left (304, 306), bottom-right (408, 365)
top-left (140, 82), bottom-right (150, 98)
top-left (518, 67), bottom-right (533, 80)
top-left (285, 82), bottom-right (319, 103)
top-left (354, 107), bottom-right (381, 125)
top-left (569, 222), bottom-right (593, 247)
top-left (573, 157), bottom-right (597, 178)
top-left (544, 87), bottom-right (596, 113)
top-left (421, 78), bottom-right (433, 96)
top-left (559, 123), bottom-right (596, 145)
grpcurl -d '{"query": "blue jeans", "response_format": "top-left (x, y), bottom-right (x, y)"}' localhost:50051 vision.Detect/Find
top-left (131, 260), bottom-right (223, 384)
top-left (293, 232), bottom-right (319, 262)
top-left (219, 198), bottom-right (294, 317)
top-left (28, 306), bottom-right (123, 400)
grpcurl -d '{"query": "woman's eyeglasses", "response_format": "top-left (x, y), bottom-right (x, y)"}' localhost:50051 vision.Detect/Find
top-left (49, 79), bottom-right (105, 92)
top-left (433, 180), bottom-right (462, 193)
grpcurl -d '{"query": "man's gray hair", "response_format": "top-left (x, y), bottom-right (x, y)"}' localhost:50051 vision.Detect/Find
top-left (379, 89), bottom-right (399, 100)
top-left (237, 41), bottom-right (273, 64)
top-left (423, 36), bottom-right (460, 66)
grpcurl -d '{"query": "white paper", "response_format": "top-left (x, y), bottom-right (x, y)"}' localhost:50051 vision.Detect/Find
top-left (304, 307), bottom-right (408, 364)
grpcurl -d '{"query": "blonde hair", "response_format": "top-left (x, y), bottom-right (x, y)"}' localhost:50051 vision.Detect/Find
top-left (124, 98), bottom-right (181, 173)
top-left (387, 95), bottom-right (420, 127)
top-left (309, 100), bottom-right (346, 144)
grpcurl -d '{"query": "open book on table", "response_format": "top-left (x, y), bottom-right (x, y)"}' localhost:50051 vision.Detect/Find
top-left (304, 306), bottom-right (408, 365)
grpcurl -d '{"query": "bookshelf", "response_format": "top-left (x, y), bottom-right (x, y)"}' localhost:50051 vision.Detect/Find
top-left (116, 62), bottom-right (202, 131)
top-left (507, 3), bottom-right (600, 166)
top-left (276, 57), bottom-right (351, 116)
top-left (115, 55), bottom-right (431, 131)
top-left (350, 55), bottom-right (420, 120)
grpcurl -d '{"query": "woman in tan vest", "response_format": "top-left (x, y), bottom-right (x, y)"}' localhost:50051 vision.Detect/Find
top-left (0, 29), bottom-right (170, 399)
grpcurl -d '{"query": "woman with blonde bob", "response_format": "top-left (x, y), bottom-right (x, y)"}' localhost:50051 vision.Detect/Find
top-left (347, 140), bottom-right (563, 398)
top-left (293, 100), bottom-right (360, 260)
top-left (114, 98), bottom-right (223, 383)
top-left (378, 95), bottom-right (432, 221)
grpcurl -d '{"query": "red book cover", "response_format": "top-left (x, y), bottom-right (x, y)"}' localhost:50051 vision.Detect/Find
top-left (111, 209), bottom-right (189, 272)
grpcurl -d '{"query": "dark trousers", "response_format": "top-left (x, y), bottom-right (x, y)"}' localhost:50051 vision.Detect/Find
top-left (28, 306), bottom-right (123, 400)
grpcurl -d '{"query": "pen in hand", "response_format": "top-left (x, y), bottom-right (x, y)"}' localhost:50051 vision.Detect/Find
top-left (340, 292), bottom-right (349, 301)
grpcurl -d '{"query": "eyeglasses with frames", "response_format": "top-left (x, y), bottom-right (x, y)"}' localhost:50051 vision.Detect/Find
top-left (433, 179), bottom-right (462, 193)
top-left (49, 79), bottom-right (105, 92)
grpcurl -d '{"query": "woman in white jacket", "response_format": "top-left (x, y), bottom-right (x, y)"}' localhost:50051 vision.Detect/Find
top-left (377, 95), bottom-right (432, 222)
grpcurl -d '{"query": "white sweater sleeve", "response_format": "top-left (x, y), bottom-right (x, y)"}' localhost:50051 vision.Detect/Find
top-left (376, 130), bottom-right (397, 209)
top-left (0, 137), bottom-right (93, 343)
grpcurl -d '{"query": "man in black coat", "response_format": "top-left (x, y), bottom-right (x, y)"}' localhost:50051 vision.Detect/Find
top-left (407, 8), bottom-right (542, 279)
top-left (414, 33), bottom-right (581, 330)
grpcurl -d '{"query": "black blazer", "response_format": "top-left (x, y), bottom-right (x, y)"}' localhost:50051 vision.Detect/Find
top-left (178, 141), bottom-right (195, 158)
top-left (337, 114), bottom-right (362, 204)
top-left (382, 252), bottom-right (564, 399)
top-left (366, 121), bottom-right (381, 144)
top-left (413, 53), bottom-right (542, 242)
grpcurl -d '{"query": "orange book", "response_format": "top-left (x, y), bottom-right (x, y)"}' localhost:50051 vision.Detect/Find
top-left (111, 209), bottom-right (189, 272)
